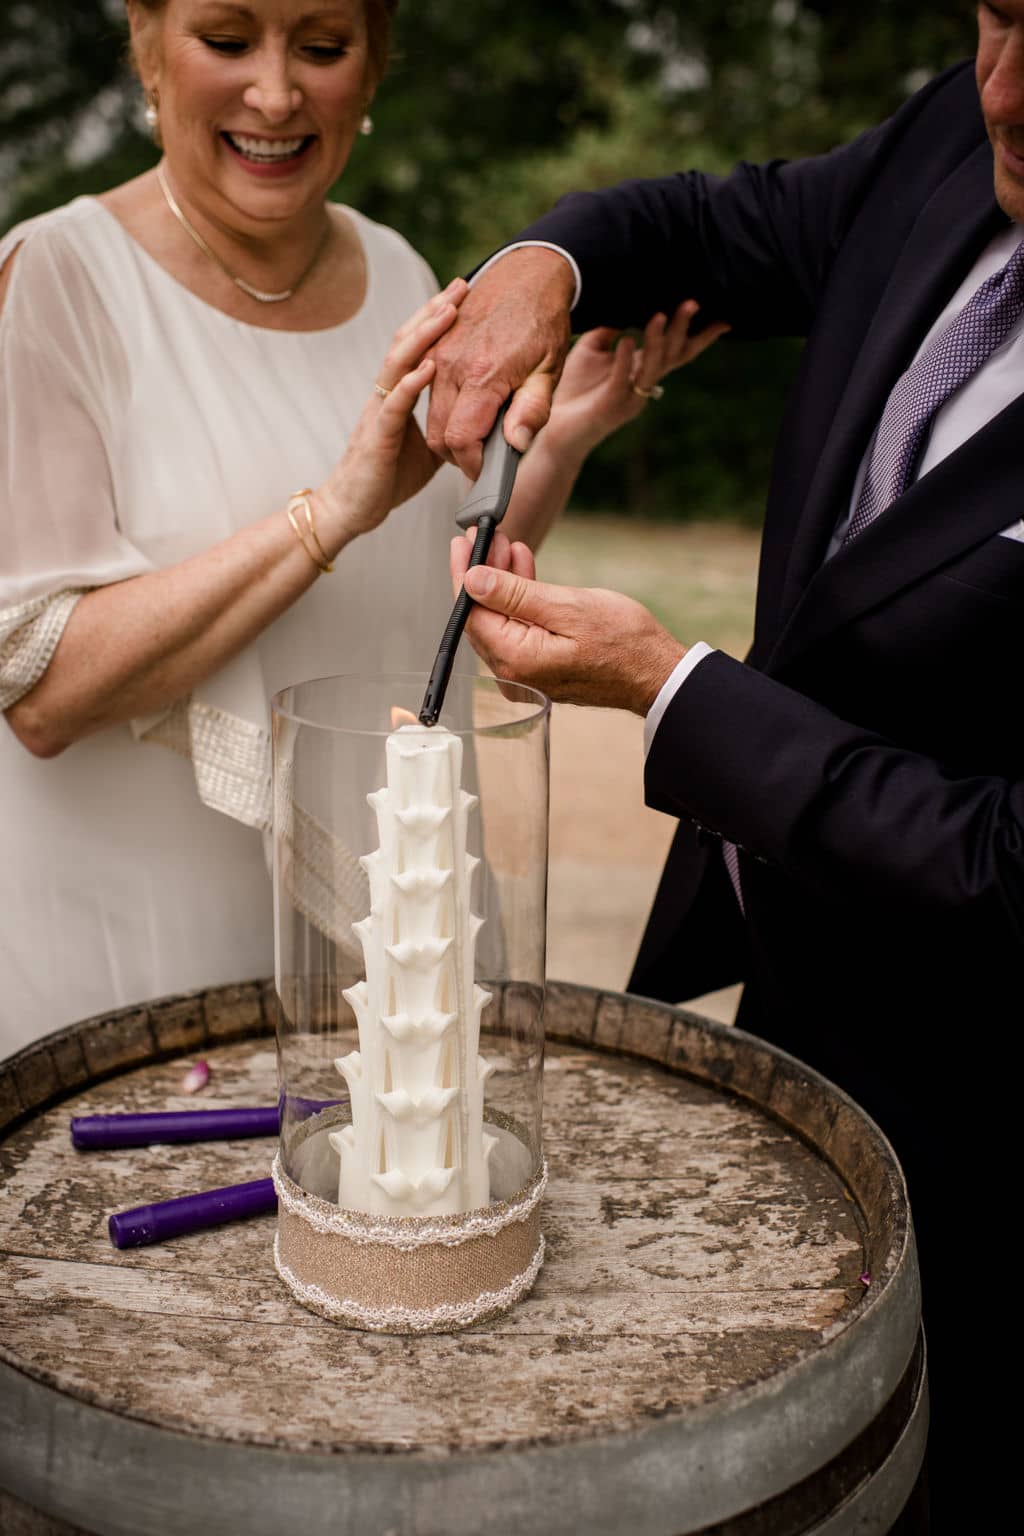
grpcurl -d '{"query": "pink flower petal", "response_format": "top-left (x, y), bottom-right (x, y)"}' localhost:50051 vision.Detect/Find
top-left (182, 1060), bottom-right (210, 1095)
top-left (859, 1271), bottom-right (872, 1287)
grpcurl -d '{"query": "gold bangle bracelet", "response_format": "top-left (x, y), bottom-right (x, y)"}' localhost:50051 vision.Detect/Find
top-left (286, 489), bottom-right (334, 574)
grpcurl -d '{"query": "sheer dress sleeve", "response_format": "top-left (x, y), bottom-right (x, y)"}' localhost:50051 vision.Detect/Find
top-left (0, 211), bottom-right (154, 710)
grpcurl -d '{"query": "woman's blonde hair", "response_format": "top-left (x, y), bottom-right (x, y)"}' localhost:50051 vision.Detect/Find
top-left (128, 1), bottom-right (399, 89)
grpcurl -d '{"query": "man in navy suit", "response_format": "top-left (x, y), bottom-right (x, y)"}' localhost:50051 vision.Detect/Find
top-left (428, 2), bottom-right (1024, 1514)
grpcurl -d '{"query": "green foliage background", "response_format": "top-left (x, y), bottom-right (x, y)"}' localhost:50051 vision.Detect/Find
top-left (0, 1), bottom-right (977, 522)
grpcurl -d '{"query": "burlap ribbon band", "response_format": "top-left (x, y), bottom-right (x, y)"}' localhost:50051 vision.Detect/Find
top-left (273, 1154), bottom-right (546, 1333)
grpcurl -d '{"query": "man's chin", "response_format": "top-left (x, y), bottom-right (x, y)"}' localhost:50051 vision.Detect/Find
top-left (994, 168), bottom-right (1024, 223)
top-left (992, 139), bottom-right (1024, 222)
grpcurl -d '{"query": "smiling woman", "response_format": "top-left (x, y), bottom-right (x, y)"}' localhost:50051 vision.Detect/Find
top-left (120, 0), bottom-right (389, 319)
top-left (0, 0), bottom-right (710, 1052)
top-left (0, 0), bottom-right (477, 1051)
top-left (0, 0), bottom-right (502, 1051)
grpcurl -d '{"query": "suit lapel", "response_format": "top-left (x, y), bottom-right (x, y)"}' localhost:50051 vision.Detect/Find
top-left (769, 142), bottom-right (1006, 667)
top-left (766, 396), bottom-right (1024, 675)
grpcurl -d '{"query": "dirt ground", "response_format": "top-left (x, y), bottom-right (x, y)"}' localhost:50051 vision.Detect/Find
top-left (546, 705), bottom-right (741, 1023)
top-left (539, 517), bottom-right (761, 1024)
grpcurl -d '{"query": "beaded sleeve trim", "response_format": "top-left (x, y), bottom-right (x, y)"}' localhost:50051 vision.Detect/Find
top-left (137, 697), bottom-right (272, 830)
top-left (141, 704), bottom-right (370, 940)
top-left (274, 792), bottom-right (369, 961)
top-left (0, 589), bottom-right (85, 710)
top-left (0, 592), bottom-right (275, 836)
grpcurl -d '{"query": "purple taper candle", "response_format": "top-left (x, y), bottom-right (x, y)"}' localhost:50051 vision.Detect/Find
top-left (71, 1098), bottom-right (341, 1150)
top-left (71, 1106), bottom-right (281, 1149)
top-left (108, 1177), bottom-right (277, 1248)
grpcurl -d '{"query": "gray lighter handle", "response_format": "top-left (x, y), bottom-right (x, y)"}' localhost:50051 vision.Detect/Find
top-left (455, 404), bottom-right (522, 530)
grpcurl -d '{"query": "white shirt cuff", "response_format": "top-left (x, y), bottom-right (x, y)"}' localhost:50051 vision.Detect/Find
top-left (643, 642), bottom-right (715, 758)
top-left (468, 242), bottom-right (582, 310)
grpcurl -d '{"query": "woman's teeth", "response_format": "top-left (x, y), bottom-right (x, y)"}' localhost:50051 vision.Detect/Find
top-left (225, 133), bottom-right (309, 162)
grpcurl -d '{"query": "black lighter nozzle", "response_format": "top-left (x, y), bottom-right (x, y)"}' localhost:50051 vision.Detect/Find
top-left (418, 663), bottom-right (448, 727)
top-left (418, 518), bottom-right (496, 726)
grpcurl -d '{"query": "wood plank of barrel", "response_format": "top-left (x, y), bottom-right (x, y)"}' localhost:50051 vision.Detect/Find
top-left (0, 980), bottom-right (925, 1536)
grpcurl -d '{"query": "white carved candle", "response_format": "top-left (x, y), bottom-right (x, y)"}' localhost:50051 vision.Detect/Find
top-left (329, 724), bottom-right (497, 1216)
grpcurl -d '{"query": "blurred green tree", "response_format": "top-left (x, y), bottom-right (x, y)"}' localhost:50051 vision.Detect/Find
top-left (0, 1), bottom-right (979, 522)
top-left (0, 0), bottom-right (154, 216)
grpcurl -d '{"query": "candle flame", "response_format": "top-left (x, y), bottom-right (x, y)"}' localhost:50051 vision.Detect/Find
top-left (390, 706), bottom-right (420, 728)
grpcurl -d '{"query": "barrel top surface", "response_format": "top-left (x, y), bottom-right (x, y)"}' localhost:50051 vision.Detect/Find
top-left (0, 982), bottom-right (902, 1460)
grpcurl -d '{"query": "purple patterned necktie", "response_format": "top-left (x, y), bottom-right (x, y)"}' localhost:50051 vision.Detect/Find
top-left (844, 235), bottom-right (1024, 544)
top-left (722, 838), bottom-right (744, 913)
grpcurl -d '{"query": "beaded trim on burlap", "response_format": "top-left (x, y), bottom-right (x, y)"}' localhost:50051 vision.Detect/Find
top-left (274, 1230), bottom-right (545, 1334)
top-left (273, 1148), bottom-right (546, 1333)
top-left (271, 1151), bottom-right (547, 1251)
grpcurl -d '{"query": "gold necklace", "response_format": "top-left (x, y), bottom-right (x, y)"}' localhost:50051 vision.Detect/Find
top-left (156, 162), bottom-right (330, 304)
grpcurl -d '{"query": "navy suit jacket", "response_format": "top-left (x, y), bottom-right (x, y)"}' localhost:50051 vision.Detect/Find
top-left (518, 62), bottom-right (1022, 1274)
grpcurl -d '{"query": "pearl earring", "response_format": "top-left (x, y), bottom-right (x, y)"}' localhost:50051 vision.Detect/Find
top-left (360, 114), bottom-right (374, 136)
top-left (144, 91), bottom-right (159, 132)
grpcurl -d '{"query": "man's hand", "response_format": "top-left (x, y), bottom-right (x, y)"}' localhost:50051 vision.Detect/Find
top-left (426, 248), bottom-right (575, 478)
top-left (450, 533), bottom-right (686, 714)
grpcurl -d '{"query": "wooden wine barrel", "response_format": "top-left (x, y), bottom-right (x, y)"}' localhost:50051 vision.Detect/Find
top-left (0, 980), bottom-right (925, 1536)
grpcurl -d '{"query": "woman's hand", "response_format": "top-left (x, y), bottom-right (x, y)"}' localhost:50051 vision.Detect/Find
top-left (4, 278), bottom-right (468, 759)
top-left (497, 300), bottom-right (730, 551)
top-left (542, 301), bottom-right (731, 460)
top-left (317, 278), bottom-right (468, 545)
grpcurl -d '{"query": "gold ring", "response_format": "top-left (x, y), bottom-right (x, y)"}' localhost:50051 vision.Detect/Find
top-left (373, 382), bottom-right (392, 399)
top-left (631, 382), bottom-right (664, 401)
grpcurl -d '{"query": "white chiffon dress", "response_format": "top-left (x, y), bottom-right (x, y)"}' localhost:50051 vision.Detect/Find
top-left (0, 197), bottom-right (464, 1054)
